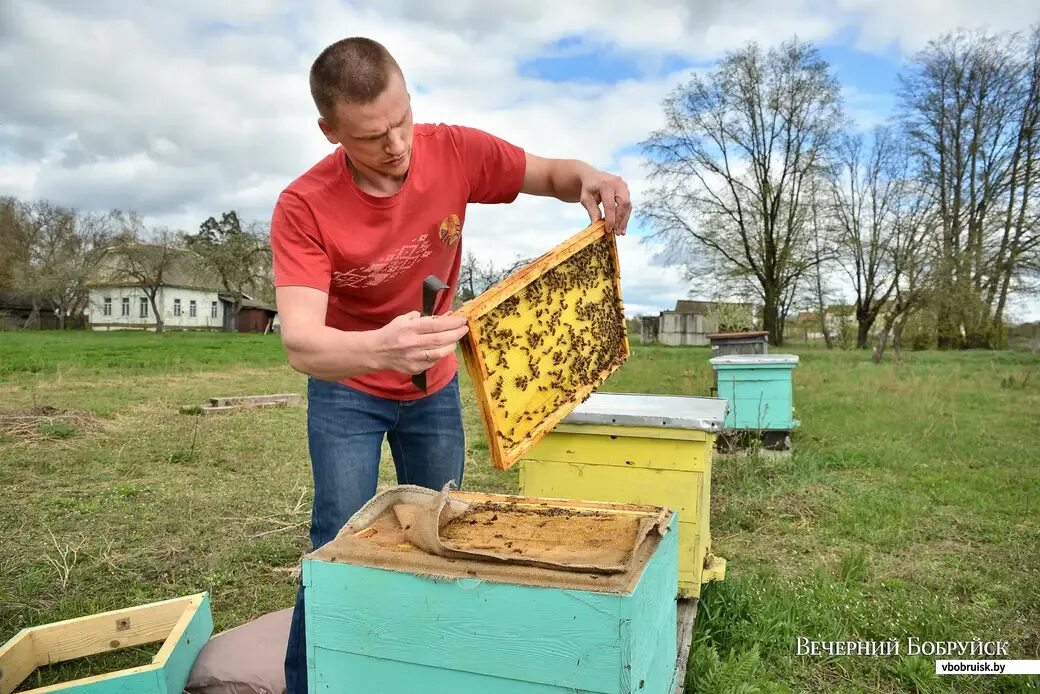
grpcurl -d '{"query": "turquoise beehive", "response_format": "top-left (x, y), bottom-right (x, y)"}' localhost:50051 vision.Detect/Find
top-left (710, 354), bottom-right (799, 431)
top-left (302, 487), bottom-right (679, 693)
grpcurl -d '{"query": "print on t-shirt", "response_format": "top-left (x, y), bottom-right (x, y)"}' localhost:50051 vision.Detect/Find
top-left (330, 232), bottom-right (434, 290)
top-left (439, 213), bottom-right (461, 247)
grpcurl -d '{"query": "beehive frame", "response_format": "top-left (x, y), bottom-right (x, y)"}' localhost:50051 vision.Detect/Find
top-left (0, 593), bottom-right (211, 694)
top-left (458, 220), bottom-right (630, 470)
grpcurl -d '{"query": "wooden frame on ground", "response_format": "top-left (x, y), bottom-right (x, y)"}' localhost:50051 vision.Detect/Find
top-left (0, 593), bottom-right (211, 694)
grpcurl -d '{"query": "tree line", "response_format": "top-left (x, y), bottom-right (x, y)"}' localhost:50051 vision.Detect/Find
top-left (641, 26), bottom-right (1040, 352)
top-left (0, 197), bottom-right (272, 331)
top-left (0, 193), bottom-right (531, 331)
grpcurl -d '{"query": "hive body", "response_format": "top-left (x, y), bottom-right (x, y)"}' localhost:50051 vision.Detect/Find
top-left (302, 493), bottom-right (678, 693)
top-left (520, 393), bottom-right (728, 598)
top-left (709, 355), bottom-right (799, 431)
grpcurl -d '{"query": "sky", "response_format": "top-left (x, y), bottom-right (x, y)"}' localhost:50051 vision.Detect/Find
top-left (1, 0), bottom-right (1038, 321)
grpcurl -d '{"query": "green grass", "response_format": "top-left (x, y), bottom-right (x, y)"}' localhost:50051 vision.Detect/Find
top-left (1, 332), bottom-right (1038, 692)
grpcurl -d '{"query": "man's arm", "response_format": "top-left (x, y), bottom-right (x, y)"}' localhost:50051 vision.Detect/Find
top-left (521, 153), bottom-right (632, 235)
top-left (276, 286), bottom-right (469, 382)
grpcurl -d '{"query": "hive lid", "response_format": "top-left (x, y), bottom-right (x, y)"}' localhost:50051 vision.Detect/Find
top-left (560, 391), bottom-right (728, 432)
top-left (456, 220), bottom-right (630, 471)
top-left (307, 485), bottom-right (672, 595)
top-left (710, 354), bottom-right (799, 366)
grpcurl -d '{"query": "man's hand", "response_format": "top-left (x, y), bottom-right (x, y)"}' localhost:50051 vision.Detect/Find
top-left (521, 153), bottom-right (632, 235)
top-left (578, 169), bottom-right (631, 236)
top-left (372, 312), bottom-right (469, 375)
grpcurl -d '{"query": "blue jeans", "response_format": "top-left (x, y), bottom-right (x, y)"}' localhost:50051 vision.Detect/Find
top-left (284, 373), bottom-right (466, 694)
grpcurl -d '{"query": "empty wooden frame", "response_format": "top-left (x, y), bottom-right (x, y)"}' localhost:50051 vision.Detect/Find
top-left (0, 592), bottom-right (211, 694)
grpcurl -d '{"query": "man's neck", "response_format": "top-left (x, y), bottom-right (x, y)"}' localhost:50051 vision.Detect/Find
top-left (345, 154), bottom-right (407, 197)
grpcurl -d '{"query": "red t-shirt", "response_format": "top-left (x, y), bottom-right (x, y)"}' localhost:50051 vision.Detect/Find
top-left (271, 123), bottom-right (526, 400)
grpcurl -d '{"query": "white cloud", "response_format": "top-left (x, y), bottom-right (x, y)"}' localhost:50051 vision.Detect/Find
top-left (2, 0), bottom-right (1039, 318)
top-left (836, 0), bottom-right (1039, 54)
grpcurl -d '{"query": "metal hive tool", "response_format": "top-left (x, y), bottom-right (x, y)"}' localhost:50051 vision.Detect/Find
top-left (457, 220), bottom-right (630, 470)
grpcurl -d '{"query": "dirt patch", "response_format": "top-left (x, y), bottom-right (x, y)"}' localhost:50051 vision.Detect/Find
top-left (0, 405), bottom-right (100, 443)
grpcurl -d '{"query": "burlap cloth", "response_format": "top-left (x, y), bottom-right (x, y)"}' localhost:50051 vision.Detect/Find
top-left (307, 485), bottom-right (673, 594)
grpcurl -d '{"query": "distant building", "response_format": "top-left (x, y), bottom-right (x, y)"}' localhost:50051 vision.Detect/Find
top-left (0, 289), bottom-right (42, 329)
top-left (0, 289), bottom-right (81, 329)
top-left (642, 299), bottom-right (756, 346)
top-left (788, 306), bottom-right (855, 342)
top-left (84, 245), bottom-right (275, 332)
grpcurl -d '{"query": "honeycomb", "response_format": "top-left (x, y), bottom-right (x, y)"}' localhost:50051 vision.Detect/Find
top-left (458, 221), bottom-right (630, 470)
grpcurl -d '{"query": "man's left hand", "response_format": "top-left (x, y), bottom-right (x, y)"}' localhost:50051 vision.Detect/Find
top-left (579, 170), bottom-right (631, 236)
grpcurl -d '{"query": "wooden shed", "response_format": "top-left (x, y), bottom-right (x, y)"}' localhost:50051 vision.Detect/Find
top-left (237, 298), bottom-right (278, 333)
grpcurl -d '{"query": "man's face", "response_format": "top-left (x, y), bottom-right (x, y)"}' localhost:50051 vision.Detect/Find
top-left (318, 71), bottom-right (414, 179)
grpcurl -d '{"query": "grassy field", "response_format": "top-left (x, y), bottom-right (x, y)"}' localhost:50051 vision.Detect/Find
top-left (1, 331), bottom-right (1038, 692)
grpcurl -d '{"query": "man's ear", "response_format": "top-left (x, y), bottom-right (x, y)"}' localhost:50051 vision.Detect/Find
top-left (317, 117), bottom-right (339, 145)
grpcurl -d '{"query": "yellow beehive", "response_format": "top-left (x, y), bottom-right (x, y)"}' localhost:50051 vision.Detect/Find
top-left (520, 392), bottom-right (728, 598)
top-left (457, 220), bottom-right (629, 470)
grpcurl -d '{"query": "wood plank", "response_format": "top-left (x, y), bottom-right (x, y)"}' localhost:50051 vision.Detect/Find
top-left (16, 667), bottom-right (159, 694)
top-left (672, 598), bottom-right (699, 694)
top-left (525, 431), bottom-right (711, 470)
top-left (25, 595), bottom-right (197, 668)
top-left (305, 561), bottom-right (623, 692)
top-left (623, 516), bottom-right (678, 690)
top-left (0, 630), bottom-right (37, 694)
top-left (157, 594), bottom-right (212, 694)
top-left (310, 647), bottom-right (574, 694)
top-left (208, 394), bottom-right (300, 407)
top-left (519, 463), bottom-right (703, 517)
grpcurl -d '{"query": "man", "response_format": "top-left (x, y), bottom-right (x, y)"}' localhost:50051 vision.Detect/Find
top-left (271, 36), bottom-right (631, 693)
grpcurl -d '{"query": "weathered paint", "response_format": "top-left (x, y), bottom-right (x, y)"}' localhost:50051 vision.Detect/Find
top-left (520, 413), bottom-right (725, 599)
top-left (302, 515), bottom-right (678, 693)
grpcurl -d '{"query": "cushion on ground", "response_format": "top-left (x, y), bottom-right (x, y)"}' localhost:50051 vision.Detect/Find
top-left (184, 607), bottom-right (292, 694)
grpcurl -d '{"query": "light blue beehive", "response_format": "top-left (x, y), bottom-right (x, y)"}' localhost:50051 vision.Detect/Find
top-left (302, 488), bottom-right (679, 693)
top-left (710, 354), bottom-right (800, 431)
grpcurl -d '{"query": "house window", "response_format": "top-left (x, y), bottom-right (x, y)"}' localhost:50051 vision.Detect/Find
top-left (103, 298), bottom-right (112, 316)
top-left (139, 297), bottom-right (149, 318)
top-left (211, 301), bottom-right (218, 318)
top-left (189, 300), bottom-right (197, 317)
top-left (121, 298), bottom-right (130, 316)
top-left (173, 299), bottom-right (181, 317)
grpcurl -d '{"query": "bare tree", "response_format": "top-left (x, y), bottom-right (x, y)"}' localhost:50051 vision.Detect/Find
top-left (829, 126), bottom-right (910, 348)
top-left (0, 196), bottom-right (30, 289)
top-left (899, 26), bottom-right (1040, 348)
top-left (641, 38), bottom-right (845, 346)
top-left (457, 250), bottom-right (532, 302)
top-left (9, 199), bottom-right (115, 329)
top-left (808, 192), bottom-right (836, 348)
top-left (101, 217), bottom-right (184, 333)
top-left (873, 182), bottom-right (936, 362)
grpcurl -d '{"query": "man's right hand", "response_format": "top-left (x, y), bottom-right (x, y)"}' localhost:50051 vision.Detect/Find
top-left (372, 311), bottom-right (469, 375)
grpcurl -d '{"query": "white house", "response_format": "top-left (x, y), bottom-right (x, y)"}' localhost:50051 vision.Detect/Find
top-left (85, 245), bottom-right (239, 331)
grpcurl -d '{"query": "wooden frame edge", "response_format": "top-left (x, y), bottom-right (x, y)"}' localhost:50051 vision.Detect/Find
top-left (456, 220), bottom-right (630, 471)
top-left (0, 592), bottom-right (209, 694)
top-left (456, 220), bottom-right (607, 320)
top-left (457, 319), bottom-right (507, 470)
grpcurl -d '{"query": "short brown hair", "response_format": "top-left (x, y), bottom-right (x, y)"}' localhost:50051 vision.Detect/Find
top-left (309, 37), bottom-right (403, 119)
